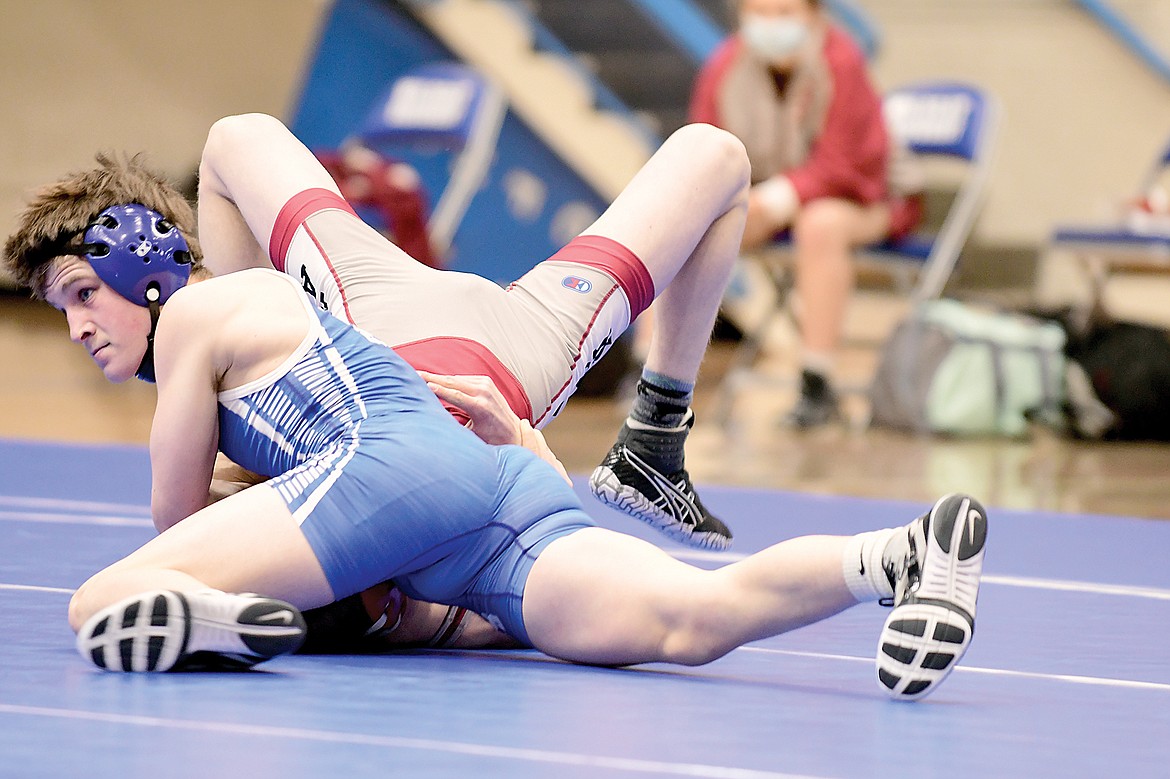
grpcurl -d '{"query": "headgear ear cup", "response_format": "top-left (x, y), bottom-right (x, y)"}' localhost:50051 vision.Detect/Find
top-left (83, 203), bottom-right (191, 306)
top-left (82, 203), bottom-right (192, 382)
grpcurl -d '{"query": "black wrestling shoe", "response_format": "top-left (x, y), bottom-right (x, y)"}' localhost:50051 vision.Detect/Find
top-left (783, 369), bottom-right (841, 428)
top-left (77, 590), bottom-right (307, 672)
top-left (876, 494), bottom-right (988, 701)
top-left (589, 413), bottom-right (733, 550)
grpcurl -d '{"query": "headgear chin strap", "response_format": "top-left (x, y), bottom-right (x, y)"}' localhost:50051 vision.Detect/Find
top-left (82, 204), bottom-right (192, 383)
top-left (134, 283), bottom-right (164, 383)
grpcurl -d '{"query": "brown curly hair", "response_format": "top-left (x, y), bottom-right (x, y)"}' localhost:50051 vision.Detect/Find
top-left (3, 153), bottom-right (203, 296)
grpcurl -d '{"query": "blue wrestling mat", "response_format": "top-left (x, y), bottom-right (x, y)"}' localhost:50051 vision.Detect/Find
top-left (2, 439), bottom-right (1169, 778)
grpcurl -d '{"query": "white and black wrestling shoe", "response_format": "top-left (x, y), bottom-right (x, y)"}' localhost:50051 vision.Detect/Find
top-left (589, 412), bottom-right (733, 550)
top-left (77, 590), bottom-right (307, 672)
top-left (876, 493), bottom-right (988, 701)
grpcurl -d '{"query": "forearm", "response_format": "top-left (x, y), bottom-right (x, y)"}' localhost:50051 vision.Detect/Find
top-left (150, 452), bottom-right (214, 532)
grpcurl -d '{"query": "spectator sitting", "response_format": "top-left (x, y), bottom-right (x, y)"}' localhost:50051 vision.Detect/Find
top-left (690, 0), bottom-right (923, 426)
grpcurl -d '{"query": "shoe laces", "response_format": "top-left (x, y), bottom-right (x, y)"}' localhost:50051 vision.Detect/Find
top-left (879, 526), bottom-right (921, 607)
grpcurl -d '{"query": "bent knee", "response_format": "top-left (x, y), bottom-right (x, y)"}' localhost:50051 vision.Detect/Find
top-left (202, 113), bottom-right (289, 164)
top-left (657, 587), bottom-right (738, 666)
top-left (665, 124), bottom-right (751, 192)
top-left (794, 198), bottom-right (890, 249)
top-left (660, 633), bottom-right (726, 666)
top-left (793, 199), bottom-right (862, 247)
top-left (795, 198), bottom-right (853, 232)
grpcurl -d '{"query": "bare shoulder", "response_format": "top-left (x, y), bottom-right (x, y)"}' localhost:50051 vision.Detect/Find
top-left (155, 269), bottom-right (304, 361)
top-left (167, 269), bottom-right (298, 321)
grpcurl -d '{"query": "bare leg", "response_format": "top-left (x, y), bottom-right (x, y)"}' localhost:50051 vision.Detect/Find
top-left (581, 123), bottom-right (750, 381)
top-left (522, 527), bottom-right (856, 666)
top-left (792, 198), bottom-right (890, 358)
top-left (585, 126), bottom-right (750, 548)
top-left (784, 198), bottom-right (891, 427)
top-left (197, 113), bottom-right (343, 275)
top-left (525, 493), bottom-right (989, 703)
top-left (68, 484), bottom-right (332, 632)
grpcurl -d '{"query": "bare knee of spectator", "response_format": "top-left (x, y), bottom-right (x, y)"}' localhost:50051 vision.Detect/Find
top-left (793, 200), bottom-right (854, 254)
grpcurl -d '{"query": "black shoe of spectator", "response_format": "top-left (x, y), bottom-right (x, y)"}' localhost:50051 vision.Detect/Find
top-left (784, 369), bottom-right (841, 428)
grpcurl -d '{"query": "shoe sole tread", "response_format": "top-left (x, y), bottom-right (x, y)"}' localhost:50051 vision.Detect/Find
top-left (590, 465), bottom-right (731, 550)
top-left (877, 494), bottom-right (987, 701)
top-left (77, 590), bottom-right (306, 673)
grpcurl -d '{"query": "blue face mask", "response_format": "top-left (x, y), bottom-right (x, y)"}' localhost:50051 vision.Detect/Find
top-left (741, 14), bottom-right (809, 62)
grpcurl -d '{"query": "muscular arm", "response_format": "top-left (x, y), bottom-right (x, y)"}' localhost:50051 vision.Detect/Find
top-left (148, 292), bottom-right (221, 532)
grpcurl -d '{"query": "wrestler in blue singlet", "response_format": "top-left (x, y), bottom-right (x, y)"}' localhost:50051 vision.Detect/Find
top-left (216, 271), bottom-right (595, 645)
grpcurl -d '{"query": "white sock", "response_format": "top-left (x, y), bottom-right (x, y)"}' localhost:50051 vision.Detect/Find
top-left (842, 528), bottom-right (899, 602)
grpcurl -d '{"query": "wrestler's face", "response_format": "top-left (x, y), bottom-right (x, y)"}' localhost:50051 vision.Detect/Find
top-left (42, 257), bottom-right (151, 384)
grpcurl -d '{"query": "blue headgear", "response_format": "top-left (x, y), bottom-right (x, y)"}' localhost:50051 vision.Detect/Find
top-left (82, 203), bottom-right (191, 307)
top-left (82, 204), bottom-right (192, 383)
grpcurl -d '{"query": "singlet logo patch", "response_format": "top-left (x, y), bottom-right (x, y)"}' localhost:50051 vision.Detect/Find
top-left (562, 276), bottom-right (592, 294)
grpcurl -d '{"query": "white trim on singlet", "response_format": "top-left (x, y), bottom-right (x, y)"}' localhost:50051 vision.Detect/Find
top-left (217, 270), bottom-right (324, 402)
